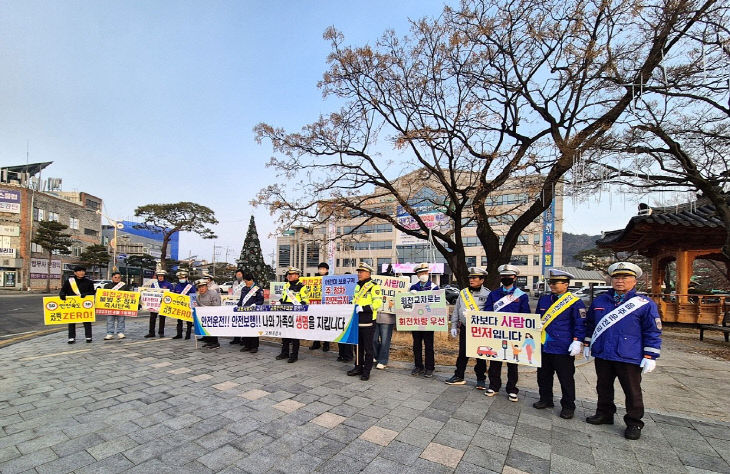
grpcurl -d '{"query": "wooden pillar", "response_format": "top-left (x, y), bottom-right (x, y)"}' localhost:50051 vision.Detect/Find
top-left (651, 255), bottom-right (662, 294)
top-left (676, 250), bottom-right (691, 304)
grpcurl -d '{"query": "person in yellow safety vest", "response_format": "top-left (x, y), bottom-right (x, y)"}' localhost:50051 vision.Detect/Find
top-left (346, 262), bottom-right (383, 381)
top-left (276, 266), bottom-right (310, 363)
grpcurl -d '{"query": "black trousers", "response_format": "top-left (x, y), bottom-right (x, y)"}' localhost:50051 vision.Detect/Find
top-left (148, 312), bottom-right (165, 335)
top-left (339, 343), bottom-right (353, 361)
top-left (281, 338), bottom-right (299, 356)
top-left (68, 322), bottom-right (92, 339)
top-left (176, 319), bottom-right (193, 337)
top-left (488, 361), bottom-right (519, 394)
top-left (537, 352), bottom-right (576, 409)
top-left (595, 357), bottom-right (645, 428)
top-left (412, 330), bottom-right (435, 370)
top-left (243, 337), bottom-right (259, 349)
top-left (454, 323), bottom-right (486, 380)
top-left (355, 324), bottom-right (375, 375)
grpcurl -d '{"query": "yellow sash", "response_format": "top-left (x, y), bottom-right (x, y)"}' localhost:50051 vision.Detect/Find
top-left (540, 292), bottom-right (580, 343)
top-left (354, 281), bottom-right (375, 304)
top-left (69, 278), bottom-right (81, 296)
top-left (459, 288), bottom-right (479, 312)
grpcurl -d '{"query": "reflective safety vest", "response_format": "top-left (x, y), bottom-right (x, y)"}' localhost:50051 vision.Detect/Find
top-left (354, 280), bottom-right (383, 321)
top-left (280, 281), bottom-right (310, 305)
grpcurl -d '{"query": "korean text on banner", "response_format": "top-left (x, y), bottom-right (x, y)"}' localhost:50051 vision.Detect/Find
top-left (95, 289), bottom-right (140, 317)
top-left (158, 293), bottom-right (192, 322)
top-left (372, 275), bottom-right (410, 313)
top-left (0, 189), bottom-right (21, 213)
top-left (300, 276), bottom-right (322, 304)
top-left (269, 282), bottom-right (285, 304)
top-left (43, 296), bottom-right (96, 325)
top-left (195, 303), bottom-right (357, 343)
top-left (322, 274), bottom-right (357, 304)
top-left (139, 288), bottom-right (168, 312)
top-left (394, 290), bottom-right (448, 331)
top-left (465, 310), bottom-right (542, 368)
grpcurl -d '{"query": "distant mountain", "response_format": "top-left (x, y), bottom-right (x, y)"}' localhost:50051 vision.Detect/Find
top-left (562, 232), bottom-right (602, 267)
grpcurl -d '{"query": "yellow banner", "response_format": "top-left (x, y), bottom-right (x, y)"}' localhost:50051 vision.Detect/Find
top-left (158, 293), bottom-right (193, 322)
top-left (43, 296), bottom-right (96, 325)
top-left (301, 276), bottom-right (322, 303)
top-left (95, 289), bottom-right (141, 317)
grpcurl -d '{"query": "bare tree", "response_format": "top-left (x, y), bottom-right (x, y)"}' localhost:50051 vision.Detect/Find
top-left (255, 0), bottom-right (718, 287)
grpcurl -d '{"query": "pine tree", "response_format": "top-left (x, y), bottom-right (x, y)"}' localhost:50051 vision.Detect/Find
top-left (236, 216), bottom-right (276, 285)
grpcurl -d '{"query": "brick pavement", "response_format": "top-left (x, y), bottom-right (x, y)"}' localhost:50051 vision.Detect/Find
top-left (1, 318), bottom-right (729, 473)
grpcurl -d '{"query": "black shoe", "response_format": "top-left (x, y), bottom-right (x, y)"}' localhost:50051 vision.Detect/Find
top-left (586, 414), bottom-right (614, 425)
top-left (411, 367), bottom-right (424, 376)
top-left (249, 348), bottom-right (258, 354)
top-left (287, 356), bottom-right (298, 363)
top-left (533, 400), bottom-right (555, 409)
top-left (336, 356), bottom-right (345, 361)
top-left (275, 353), bottom-right (289, 360)
top-left (172, 334), bottom-right (182, 339)
top-left (184, 334), bottom-right (191, 340)
top-left (158, 333), bottom-right (164, 338)
top-left (445, 376), bottom-right (466, 385)
top-left (144, 333), bottom-right (155, 338)
top-left (322, 343), bottom-right (330, 352)
top-left (240, 346), bottom-right (251, 352)
top-left (230, 338), bottom-right (241, 345)
top-left (624, 425), bottom-right (642, 440)
top-left (423, 369), bottom-right (434, 378)
top-left (360, 374), bottom-right (370, 381)
top-left (309, 342), bottom-right (321, 350)
top-left (347, 368), bottom-right (363, 376)
top-left (560, 408), bottom-right (575, 419)
top-left (206, 344), bottom-right (220, 350)
top-left (86, 338), bottom-right (92, 343)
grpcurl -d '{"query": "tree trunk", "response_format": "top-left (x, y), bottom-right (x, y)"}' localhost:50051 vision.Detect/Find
top-left (159, 234), bottom-right (170, 270)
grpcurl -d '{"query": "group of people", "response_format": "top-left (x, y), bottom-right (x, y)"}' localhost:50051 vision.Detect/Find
top-left (59, 257), bottom-right (661, 440)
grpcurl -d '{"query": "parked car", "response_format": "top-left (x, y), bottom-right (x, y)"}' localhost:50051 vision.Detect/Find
top-left (93, 280), bottom-right (112, 290)
top-left (477, 346), bottom-right (498, 358)
top-left (442, 285), bottom-right (460, 305)
top-left (573, 285), bottom-right (611, 304)
top-left (218, 281), bottom-right (234, 294)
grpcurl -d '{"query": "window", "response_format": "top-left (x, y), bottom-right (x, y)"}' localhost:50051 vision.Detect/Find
top-left (339, 240), bottom-right (392, 251)
top-left (85, 199), bottom-right (100, 211)
top-left (47, 211), bottom-right (59, 222)
top-left (377, 258), bottom-right (390, 270)
top-left (31, 242), bottom-right (43, 253)
top-left (33, 208), bottom-right (44, 221)
top-left (516, 276), bottom-right (528, 287)
top-left (306, 245), bottom-right (319, 268)
top-left (278, 245), bottom-right (290, 267)
top-left (466, 256), bottom-right (476, 267)
top-left (84, 228), bottom-right (98, 236)
top-left (461, 217), bottom-right (477, 228)
top-left (339, 223), bottom-right (393, 234)
top-left (517, 234), bottom-right (529, 244)
top-left (69, 217), bottom-right (79, 230)
top-left (533, 254), bottom-right (540, 266)
top-left (463, 237), bottom-right (480, 247)
top-left (341, 258), bottom-right (356, 267)
top-left (534, 234), bottom-right (540, 245)
top-left (488, 215), bottom-right (517, 226)
top-left (361, 258), bottom-right (373, 266)
top-left (486, 193), bottom-right (529, 206)
top-left (72, 246), bottom-right (82, 257)
top-left (481, 256), bottom-right (488, 266)
top-left (510, 255), bottom-right (528, 265)
top-left (396, 245), bottom-right (447, 264)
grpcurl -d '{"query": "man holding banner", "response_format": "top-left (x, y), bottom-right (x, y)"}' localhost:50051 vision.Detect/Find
top-left (237, 271), bottom-right (265, 353)
top-left (309, 262), bottom-right (331, 353)
top-left (276, 267), bottom-right (310, 363)
top-left (102, 272), bottom-right (130, 340)
top-left (172, 270), bottom-right (196, 340)
top-left (346, 262), bottom-right (382, 381)
top-left (409, 263), bottom-right (439, 378)
top-left (483, 264), bottom-right (530, 402)
top-left (445, 267), bottom-right (490, 388)
top-left (533, 269), bottom-right (586, 419)
top-left (59, 265), bottom-right (96, 344)
top-left (144, 270), bottom-right (173, 338)
top-left (584, 262), bottom-right (661, 440)
top-left (229, 269), bottom-right (247, 346)
top-left (195, 278), bottom-right (222, 349)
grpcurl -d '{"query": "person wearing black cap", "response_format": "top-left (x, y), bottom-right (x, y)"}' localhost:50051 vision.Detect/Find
top-left (59, 265), bottom-right (96, 343)
top-left (533, 269), bottom-right (586, 419)
top-left (237, 271), bottom-right (265, 353)
top-left (309, 262), bottom-right (331, 352)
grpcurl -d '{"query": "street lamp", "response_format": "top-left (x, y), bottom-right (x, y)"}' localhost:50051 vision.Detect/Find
top-left (97, 210), bottom-right (124, 278)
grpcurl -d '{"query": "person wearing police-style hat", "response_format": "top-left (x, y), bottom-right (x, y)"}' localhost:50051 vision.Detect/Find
top-left (195, 278), bottom-right (222, 349)
top-left (347, 262), bottom-right (383, 381)
top-left (446, 267), bottom-right (490, 387)
top-left (482, 264), bottom-right (531, 402)
top-left (533, 268), bottom-right (586, 419)
top-left (408, 263), bottom-right (440, 377)
top-left (310, 262), bottom-right (331, 353)
top-left (276, 267), bottom-right (310, 363)
top-left (144, 269), bottom-right (173, 338)
top-left (172, 270), bottom-right (196, 340)
top-left (59, 265), bottom-right (96, 343)
top-left (584, 262), bottom-right (661, 440)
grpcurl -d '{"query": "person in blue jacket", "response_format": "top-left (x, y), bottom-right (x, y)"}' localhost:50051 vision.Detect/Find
top-left (144, 270), bottom-right (174, 338)
top-left (171, 270), bottom-right (196, 340)
top-left (584, 262), bottom-right (661, 440)
top-left (237, 271), bottom-right (265, 353)
top-left (533, 269), bottom-right (586, 419)
top-left (409, 263), bottom-right (439, 378)
top-left (483, 264), bottom-right (531, 402)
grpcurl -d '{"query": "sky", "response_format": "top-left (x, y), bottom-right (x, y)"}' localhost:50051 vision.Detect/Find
top-left (0, 1), bottom-right (685, 264)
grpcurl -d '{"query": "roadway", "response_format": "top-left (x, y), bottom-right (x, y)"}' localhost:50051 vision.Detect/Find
top-left (0, 293), bottom-right (64, 346)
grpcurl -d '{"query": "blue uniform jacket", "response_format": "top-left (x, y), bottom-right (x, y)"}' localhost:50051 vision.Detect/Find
top-left (585, 288), bottom-right (662, 365)
top-left (536, 293), bottom-right (586, 355)
top-left (172, 281), bottom-right (196, 296)
top-left (409, 281), bottom-right (439, 292)
top-left (237, 284), bottom-right (265, 307)
top-left (484, 286), bottom-right (531, 313)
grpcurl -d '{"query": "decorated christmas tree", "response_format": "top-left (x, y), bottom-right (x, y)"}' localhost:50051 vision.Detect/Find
top-left (237, 216), bottom-right (276, 285)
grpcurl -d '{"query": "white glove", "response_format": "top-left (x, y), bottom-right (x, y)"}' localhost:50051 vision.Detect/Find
top-left (450, 327), bottom-right (458, 338)
top-left (568, 341), bottom-right (582, 357)
top-left (639, 358), bottom-right (656, 374)
top-left (355, 305), bottom-right (363, 313)
top-left (582, 346), bottom-right (591, 361)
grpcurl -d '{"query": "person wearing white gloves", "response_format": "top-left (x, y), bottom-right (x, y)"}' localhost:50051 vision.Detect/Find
top-left (408, 263), bottom-right (440, 378)
top-left (584, 262), bottom-right (662, 440)
top-left (445, 268), bottom-right (490, 388)
top-left (532, 269), bottom-right (587, 419)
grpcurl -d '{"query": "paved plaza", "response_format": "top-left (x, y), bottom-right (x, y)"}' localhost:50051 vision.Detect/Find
top-left (1, 319), bottom-right (729, 473)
